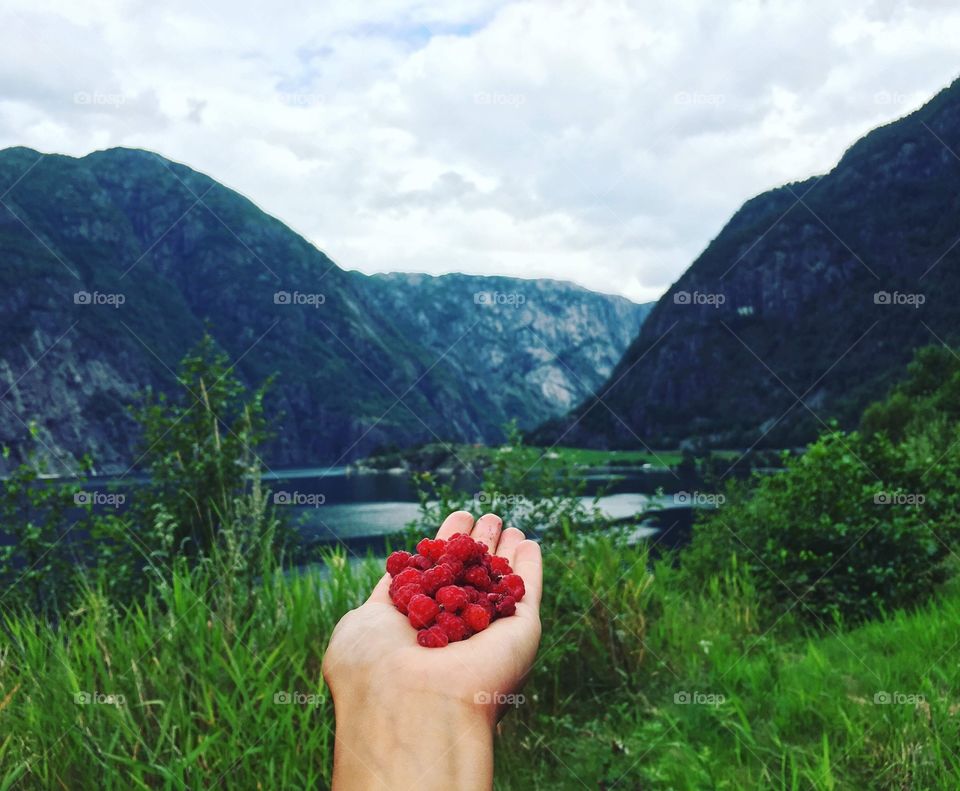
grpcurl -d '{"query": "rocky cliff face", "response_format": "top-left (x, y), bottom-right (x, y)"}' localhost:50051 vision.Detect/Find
top-left (362, 272), bottom-right (649, 432)
top-left (0, 147), bottom-right (648, 473)
top-left (535, 78), bottom-right (960, 449)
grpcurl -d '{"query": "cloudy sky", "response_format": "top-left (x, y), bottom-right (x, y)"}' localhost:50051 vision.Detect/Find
top-left (2, 0), bottom-right (959, 302)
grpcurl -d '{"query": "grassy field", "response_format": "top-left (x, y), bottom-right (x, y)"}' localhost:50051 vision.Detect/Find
top-left (3, 536), bottom-right (957, 789)
top-left (357, 442), bottom-right (748, 471)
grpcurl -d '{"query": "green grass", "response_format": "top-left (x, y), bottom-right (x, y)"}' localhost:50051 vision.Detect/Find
top-left (358, 442), bottom-right (748, 471)
top-left (2, 537), bottom-right (958, 789)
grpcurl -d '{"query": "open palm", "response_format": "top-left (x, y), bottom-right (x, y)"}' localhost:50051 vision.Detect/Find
top-left (322, 511), bottom-right (543, 724)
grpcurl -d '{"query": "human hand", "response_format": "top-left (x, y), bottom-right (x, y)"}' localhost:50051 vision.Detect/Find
top-left (322, 511), bottom-right (543, 791)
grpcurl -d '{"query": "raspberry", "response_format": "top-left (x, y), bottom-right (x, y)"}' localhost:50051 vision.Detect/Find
top-left (447, 534), bottom-right (481, 562)
top-left (422, 564), bottom-right (455, 595)
top-left (435, 553), bottom-right (464, 577)
top-left (462, 603), bottom-right (491, 633)
top-left (417, 537), bottom-right (447, 562)
top-left (392, 583), bottom-right (421, 614)
top-left (436, 611), bottom-right (471, 642)
top-left (407, 594), bottom-right (440, 629)
top-left (386, 551), bottom-right (412, 576)
top-left (489, 555), bottom-right (512, 576)
top-left (409, 554), bottom-right (433, 571)
top-left (494, 594), bottom-right (516, 617)
top-left (500, 574), bottom-right (525, 601)
top-left (386, 532), bottom-right (528, 647)
top-left (391, 568), bottom-right (423, 591)
top-left (463, 565), bottom-right (491, 591)
top-left (417, 625), bottom-right (449, 648)
top-left (435, 585), bottom-right (468, 613)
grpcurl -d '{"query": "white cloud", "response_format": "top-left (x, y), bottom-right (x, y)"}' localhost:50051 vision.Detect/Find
top-left (0, 0), bottom-right (958, 302)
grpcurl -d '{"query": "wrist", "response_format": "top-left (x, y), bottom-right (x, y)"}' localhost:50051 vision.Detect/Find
top-left (330, 685), bottom-right (494, 791)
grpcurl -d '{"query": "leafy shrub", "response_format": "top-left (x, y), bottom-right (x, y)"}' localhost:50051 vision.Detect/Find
top-left (684, 430), bottom-right (946, 625)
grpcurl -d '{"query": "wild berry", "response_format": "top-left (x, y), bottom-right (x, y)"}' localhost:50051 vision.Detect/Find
top-left (435, 585), bottom-right (468, 613)
top-left (436, 612), bottom-right (471, 642)
top-left (392, 584), bottom-right (421, 614)
top-left (500, 574), bottom-right (525, 601)
top-left (417, 625), bottom-right (449, 648)
top-left (407, 594), bottom-right (440, 629)
top-left (463, 565), bottom-right (492, 591)
top-left (386, 533), bottom-right (528, 647)
top-left (422, 564), bottom-right (455, 595)
top-left (462, 603), bottom-right (491, 633)
top-left (386, 551), bottom-right (412, 576)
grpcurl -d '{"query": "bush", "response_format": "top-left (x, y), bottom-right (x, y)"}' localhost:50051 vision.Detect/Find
top-left (684, 430), bottom-right (946, 625)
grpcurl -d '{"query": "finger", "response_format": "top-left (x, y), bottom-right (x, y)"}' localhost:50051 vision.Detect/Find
top-left (471, 512), bottom-right (503, 553)
top-left (512, 540), bottom-right (542, 610)
top-left (436, 510), bottom-right (475, 540)
top-left (494, 526), bottom-right (525, 565)
top-left (366, 572), bottom-right (392, 605)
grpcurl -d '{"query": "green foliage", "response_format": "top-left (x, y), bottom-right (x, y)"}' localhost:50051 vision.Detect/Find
top-left (0, 334), bottom-right (291, 611)
top-left (405, 422), bottom-right (609, 541)
top-left (4, 534), bottom-right (960, 789)
top-left (0, 436), bottom-right (91, 618)
top-left (687, 344), bottom-right (960, 626)
top-left (686, 431), bottom-right (945, 625)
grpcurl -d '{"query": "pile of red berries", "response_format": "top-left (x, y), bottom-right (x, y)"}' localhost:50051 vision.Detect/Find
top-left (386, 533), bottom-right (525, 648)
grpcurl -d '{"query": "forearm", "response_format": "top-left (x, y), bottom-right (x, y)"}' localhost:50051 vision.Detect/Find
top-left (330, 688), bottom-right (494, 791)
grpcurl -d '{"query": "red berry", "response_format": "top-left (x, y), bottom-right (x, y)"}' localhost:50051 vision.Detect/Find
top-left (392, 584), bottom-right (421, 614)
top-left (436, 612), bottom-right (471, 642)
top-left (391, 568), bottom-right (423, 591)
top-left (407, 594), bottom-right (440, 629)
top-left (489, 556), bottom-right (512, 576)
top-left (422, 564), bottom-right (455, 595)
top-left (409, 554), bottom-right (433, 571)
top-left (436, 553), bottom-right (464, 577)
top-left (463, 565), bottom-right (491, 591)
top-left (435, 585), bottom-right (468, 613)
top-left (417, 625), bottom-right (449, 648)
top-left (461, 585), bottom-right (481, 603)
top-left (417, 537), bottom-right (447, 562)
top-left (500, 574), bottom-right (525, 601)
top-left (494, 594), bottom-right (517, 617)
top-left (447, 534), bottom-right (480, 562)
top-left (386, 551), bottom-right (412, 576)
top-left (463, 603), bottom-right (491, 633)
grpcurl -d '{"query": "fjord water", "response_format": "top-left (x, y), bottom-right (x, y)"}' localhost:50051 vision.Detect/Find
top-left (72, 464), bottom-right (685, 544)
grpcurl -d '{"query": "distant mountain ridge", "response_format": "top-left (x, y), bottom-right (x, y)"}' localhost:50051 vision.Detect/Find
top-left (0, 146), bottom-right (649, 473)
top-left (536, 77), bottom-right (960, 449)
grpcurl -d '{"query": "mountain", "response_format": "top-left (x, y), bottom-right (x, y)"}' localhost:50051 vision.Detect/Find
top-left (362, 272), bottom-right (650, 430)
top-left (0, 146), bottom-right (648, 473)
top-left (535, 77), bottom-right (960, 450)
